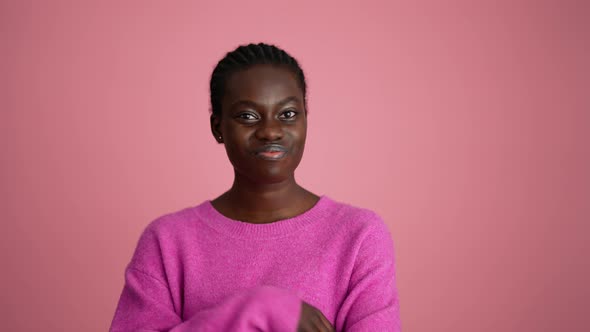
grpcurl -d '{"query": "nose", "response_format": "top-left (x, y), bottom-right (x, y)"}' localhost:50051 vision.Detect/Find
top-left (255, 118), bottom-right (283, 142)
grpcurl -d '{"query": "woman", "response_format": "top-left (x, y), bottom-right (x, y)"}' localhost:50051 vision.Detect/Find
top-left (110, 43), bottom-right (401, 332)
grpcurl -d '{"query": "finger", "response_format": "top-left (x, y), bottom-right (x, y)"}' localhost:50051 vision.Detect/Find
top-left (317, 312), bottom-right (335, 332)
top-left (312, 316), bottom-right (329, 332)
top-left (310, 309), bottom-right (332, 332)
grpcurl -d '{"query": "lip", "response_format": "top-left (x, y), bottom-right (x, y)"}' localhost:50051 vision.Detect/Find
top-left (254, 144), bottom-right (288, 160)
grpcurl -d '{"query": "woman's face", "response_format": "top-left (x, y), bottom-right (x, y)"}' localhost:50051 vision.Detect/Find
top-left (212, 64), bottom-right (307, 184)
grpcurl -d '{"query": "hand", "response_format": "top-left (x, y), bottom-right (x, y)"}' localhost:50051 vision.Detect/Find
top-left (297, 301), bottom-right (335, 332)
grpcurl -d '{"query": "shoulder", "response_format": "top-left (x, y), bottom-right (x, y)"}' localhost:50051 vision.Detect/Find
top-left (321, 197), bottom-right (396, 276)
top-left (324, 198), bottom-right (397, 277)
top-left (324, 196), bottom-right (390, 231)
top-left (142, 203), bottom-right (201, 237)
top-left (322, 196), bottom-right (393, 244)
top-left (129, 202), bottom-right (207, 267)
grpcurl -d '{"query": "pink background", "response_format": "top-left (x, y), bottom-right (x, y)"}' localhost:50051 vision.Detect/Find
top-left (2, 1), bottom-right (588, 331)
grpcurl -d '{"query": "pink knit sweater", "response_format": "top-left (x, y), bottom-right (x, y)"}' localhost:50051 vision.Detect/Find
top-left (110, 196), bottom-right (401, 331)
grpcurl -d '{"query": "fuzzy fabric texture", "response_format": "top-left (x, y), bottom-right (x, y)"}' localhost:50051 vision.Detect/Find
top-left (110, 196), bottom-right (401, 331)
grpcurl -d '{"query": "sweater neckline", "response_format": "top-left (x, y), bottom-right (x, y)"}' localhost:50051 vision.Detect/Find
top-left (196, 195), bottom-right (332, 239)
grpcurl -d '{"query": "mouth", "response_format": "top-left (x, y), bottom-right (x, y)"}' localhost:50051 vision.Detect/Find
top-left (255, 144), bottom-right (288, 161)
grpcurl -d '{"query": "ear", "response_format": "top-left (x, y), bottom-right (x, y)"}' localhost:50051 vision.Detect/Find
top-left (210, 114), bottom-right (223, 144)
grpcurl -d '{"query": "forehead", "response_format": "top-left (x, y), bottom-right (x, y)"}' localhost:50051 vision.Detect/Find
top-left (223, 65), bottom-right (303, 106)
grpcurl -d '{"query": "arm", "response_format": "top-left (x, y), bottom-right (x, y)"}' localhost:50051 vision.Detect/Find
top-left (110, 222), bottom-right (301, 332)
top-left (109, 267), bottom-right (302, 332)
top-left (335, 215), bottom-right (401, 332)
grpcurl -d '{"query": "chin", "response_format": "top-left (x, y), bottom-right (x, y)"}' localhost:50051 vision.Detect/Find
top-left (242, 165), bottom-right (294, 184)
top-left (255, 170), bottom-right (292, 184)
top-left (233, 158), bottom-right (300, 184)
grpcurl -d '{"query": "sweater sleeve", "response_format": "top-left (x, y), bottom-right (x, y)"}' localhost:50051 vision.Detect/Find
top-left (109, 268), bottom-right (301, 332)
top-left (335, 214), bottom-right (401, 331)
top-left (109, 222), bottom-right (302, 332)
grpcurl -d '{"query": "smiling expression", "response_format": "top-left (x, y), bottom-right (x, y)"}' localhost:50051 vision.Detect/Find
top-left (211, 64), bottom-right (308, 184)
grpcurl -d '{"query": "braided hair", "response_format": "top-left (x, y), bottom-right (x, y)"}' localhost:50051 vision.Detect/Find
top-left (210, 43), bottom-right (307, 116)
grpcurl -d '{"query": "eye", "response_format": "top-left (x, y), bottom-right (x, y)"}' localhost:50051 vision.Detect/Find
top-left (279, 109), bottom-right (298, 120)
top-left (236, 112), bottom-right (258, 121)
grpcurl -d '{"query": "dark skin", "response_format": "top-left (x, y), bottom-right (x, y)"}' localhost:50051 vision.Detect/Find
top-left (210, 64), bottom-right (335, 331)
top-left (210, 64), bottom-right (318, 223)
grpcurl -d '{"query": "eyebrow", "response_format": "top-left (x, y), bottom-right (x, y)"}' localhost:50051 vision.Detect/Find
top-left (229, 96), bottom-right (301, 110)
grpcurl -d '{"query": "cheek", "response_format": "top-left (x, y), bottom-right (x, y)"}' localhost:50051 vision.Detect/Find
top-left (289, 127), bottom-right (307, 156)
top-left (222, 132), bottom-right (255, 164)
top-left (295, 123), bottom-right (307, 144)
top-left (224, 138), bottom-right (248, 158)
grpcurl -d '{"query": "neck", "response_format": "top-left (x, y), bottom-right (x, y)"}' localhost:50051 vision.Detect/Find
top-left (213, 172), bottom-right (318, 223)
